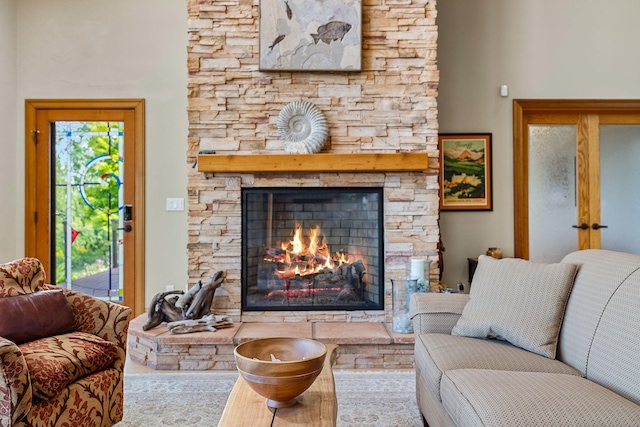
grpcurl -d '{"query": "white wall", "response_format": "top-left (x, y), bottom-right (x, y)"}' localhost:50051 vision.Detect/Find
top-left (0, 0), bottom-right (17, 262)
top-left (14, 0), bottom-right (188, 307)
top-left (437, 0), bottom-right (640, 288)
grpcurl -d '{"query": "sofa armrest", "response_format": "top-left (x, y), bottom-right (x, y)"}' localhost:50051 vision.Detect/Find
top-left (42, 285), bottom-right (132, 370)
top-left (0, 337), bottom-right (32, 426)
top-left (410, 293), bottom-right (469, 335)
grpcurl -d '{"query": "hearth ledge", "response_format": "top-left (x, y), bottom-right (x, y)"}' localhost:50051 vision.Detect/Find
top-left (127, 313), bottom-right (414, 370)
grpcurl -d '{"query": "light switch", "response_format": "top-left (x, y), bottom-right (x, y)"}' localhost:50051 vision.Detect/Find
top-left (166, 198), bottom-right (185, 211)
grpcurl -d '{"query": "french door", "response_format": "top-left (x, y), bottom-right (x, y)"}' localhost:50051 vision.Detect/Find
top-left (514, 100), bottom-right (640, 262)
top-left (25, 100), bottom-right (145, 315)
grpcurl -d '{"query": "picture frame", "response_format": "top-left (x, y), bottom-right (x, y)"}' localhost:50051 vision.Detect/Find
top-left (259, 0), bottom-right (362, 72)
top-left (439, 133), bottom-right (493, 211)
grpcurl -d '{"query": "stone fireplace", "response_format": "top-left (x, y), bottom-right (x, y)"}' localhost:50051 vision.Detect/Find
top-left (242, 187), bottom-right (384, 312)
top-left (186, 0), bottom-right (440, 324)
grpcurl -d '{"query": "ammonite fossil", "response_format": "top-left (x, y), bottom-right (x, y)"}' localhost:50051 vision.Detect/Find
top-left (277, 101), bottom-right (329, 154)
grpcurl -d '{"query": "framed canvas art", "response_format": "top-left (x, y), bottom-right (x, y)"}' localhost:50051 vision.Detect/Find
top-left (259, 0), bottom-right (362, 71)
top-left (439, 134), bottom-right (493, 211)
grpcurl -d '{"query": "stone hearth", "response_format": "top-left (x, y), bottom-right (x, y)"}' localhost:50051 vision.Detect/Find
top-left (129, 0), bottom-right (439, 371)
top-left (128, 314), bottom-right (414, 370)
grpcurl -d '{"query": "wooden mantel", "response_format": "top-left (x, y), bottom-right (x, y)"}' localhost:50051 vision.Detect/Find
top-left (197, 153), bottom-right (429, 173)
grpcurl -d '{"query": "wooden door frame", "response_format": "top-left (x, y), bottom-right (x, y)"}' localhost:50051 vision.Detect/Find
top-left (25, 99), bottom-right (145, 316)
top-left (513, 99), bottom-right (640, 259)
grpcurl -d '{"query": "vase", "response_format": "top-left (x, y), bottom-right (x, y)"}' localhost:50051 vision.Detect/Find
top-left (391, 278), bottom-right (418, 334)
top-left (406, 258), bottom-right (431, 293)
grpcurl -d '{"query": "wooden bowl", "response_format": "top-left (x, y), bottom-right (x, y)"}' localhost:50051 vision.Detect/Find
top-left (234, 337), bottom-right (327, 408)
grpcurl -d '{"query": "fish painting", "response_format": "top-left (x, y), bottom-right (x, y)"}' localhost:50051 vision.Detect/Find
top-left (284, 0), bottom-right (292, 19)
top-left (310, 21), bottom-right (352, 45)
top-left (269, 34), bottom-right (286, 50)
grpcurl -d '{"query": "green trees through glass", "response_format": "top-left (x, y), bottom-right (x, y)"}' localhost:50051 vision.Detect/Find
top-left (54, 121), bottom-right (124, 285)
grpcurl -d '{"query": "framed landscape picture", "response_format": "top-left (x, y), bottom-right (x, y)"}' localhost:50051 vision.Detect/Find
top-left (439, 134), bottom-right (493, 211)
top-left (259, 0), bottom-right (362, 71)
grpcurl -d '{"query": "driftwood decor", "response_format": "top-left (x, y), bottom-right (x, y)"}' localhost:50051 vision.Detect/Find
top-left (142, 271), bottom-right (228, 332)
top-left (167, 314), bottom-right (233, 334)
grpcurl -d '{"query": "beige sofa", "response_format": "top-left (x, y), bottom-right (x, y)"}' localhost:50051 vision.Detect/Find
top-left (411, 249), bottom-right (640, 426)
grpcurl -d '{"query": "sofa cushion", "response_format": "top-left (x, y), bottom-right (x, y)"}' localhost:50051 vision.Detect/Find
top-left (452, 256), bottom-right (577, 358)
top-left (0, 290), bottom-right (77, 344)
top-left (19, 331), bottom-right (117, 400)
top-left (441, 369), bottom-right (640, 427)
top-left (558, 250), bottom-right (640, 406)
top-left (586, 266), bottom-right (640, 405)
top-left (0, 257), bottom-right (46, 297)
top-left (415, 333), bottom-right (582, 402)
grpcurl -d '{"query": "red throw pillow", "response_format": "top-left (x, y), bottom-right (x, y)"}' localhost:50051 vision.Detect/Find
top-left (0, 289), bottom-right (77, 344)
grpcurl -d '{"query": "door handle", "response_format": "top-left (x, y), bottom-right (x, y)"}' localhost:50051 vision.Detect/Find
top-left (592, 223), bottom-right (608, 230)
top-left (572, 223), bottom-right (589, 230)
top-left (118, 225), bottom-right (132, 232)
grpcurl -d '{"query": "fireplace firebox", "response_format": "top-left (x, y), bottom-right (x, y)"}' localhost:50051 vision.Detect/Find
top-left (242, 187), bottom-right (384, 311)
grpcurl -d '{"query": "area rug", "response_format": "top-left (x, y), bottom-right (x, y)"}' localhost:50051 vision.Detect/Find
top-left (115, 370), bottom-right (422, 426)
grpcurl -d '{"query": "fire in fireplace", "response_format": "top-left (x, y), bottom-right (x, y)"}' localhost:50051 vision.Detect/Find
top-left (242, 187), bottom-right (384, 311)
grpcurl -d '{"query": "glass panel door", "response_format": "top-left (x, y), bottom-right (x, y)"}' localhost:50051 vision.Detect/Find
top-left (528, 125), bottom-right (578, 262)
top-left (514, 101), bottom-right (640, 261)
top-left (53, 121), bottom-right (125, 301)
top-left (599, 125), bottom-right (640, 254)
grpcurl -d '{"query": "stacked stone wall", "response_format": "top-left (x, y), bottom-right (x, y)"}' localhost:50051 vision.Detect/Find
top-left (186, 0), bottom-right (440, 322)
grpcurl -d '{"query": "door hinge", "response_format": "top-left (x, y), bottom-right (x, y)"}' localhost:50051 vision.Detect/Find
top-left (31, 129), bottom-right (40, 144)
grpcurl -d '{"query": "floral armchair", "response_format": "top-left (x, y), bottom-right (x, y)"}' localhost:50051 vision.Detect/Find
top-left (0, 258), bottom-right (131, 427)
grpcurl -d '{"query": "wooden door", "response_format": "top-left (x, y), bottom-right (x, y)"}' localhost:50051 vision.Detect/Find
top-left (25, 99), bottom-right (145, 315)
top-left (513, 100), bottom-right (640, 261)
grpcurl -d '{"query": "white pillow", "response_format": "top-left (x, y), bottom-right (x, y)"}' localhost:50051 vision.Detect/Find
top-left (452, 256), bottom-right (578, 358)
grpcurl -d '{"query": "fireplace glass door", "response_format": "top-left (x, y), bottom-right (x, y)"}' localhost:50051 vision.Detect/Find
top-left (242, 187), bottom-right (384, 311)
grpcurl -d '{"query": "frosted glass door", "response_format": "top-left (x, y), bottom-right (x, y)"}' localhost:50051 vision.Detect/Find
top-left (599, 125), bottom-right (640, 254)
top-left (528, 125), bottom-right (577, 263)
top-left (514, 101), bottom-right (640, 261)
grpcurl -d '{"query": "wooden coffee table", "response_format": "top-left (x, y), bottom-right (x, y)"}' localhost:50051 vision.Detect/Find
top-left (218, 344), bottom-right (338, 427)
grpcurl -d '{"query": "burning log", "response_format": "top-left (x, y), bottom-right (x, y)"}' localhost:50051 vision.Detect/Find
top-left (259, 260), bottom-right (368, 305)
top-left (257, 222), bottom-right (370, 306)
top-left (349, 260), bottom-right (366, 300)
top-left (337, 284), bottom-right (358, 302)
